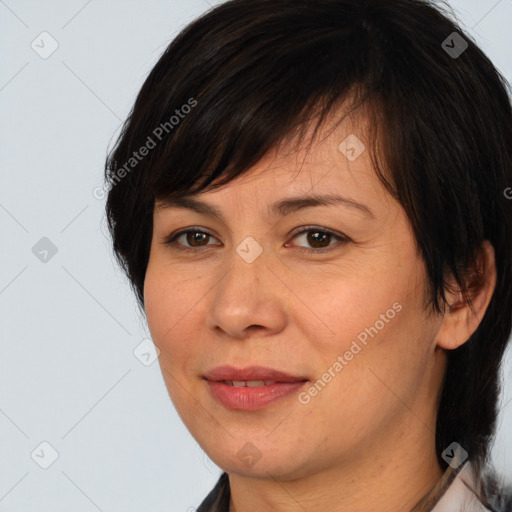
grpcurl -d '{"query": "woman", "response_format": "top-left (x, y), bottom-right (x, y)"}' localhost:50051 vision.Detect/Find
top-left (103, 0), bottom-right (512, 510)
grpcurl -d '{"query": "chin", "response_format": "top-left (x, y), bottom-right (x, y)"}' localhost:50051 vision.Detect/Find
top-left (204, 443), bottom-right (315, 481)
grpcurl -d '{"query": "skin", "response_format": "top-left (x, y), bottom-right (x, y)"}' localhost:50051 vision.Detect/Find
top-left (143, 109), bottom-right (496, 512)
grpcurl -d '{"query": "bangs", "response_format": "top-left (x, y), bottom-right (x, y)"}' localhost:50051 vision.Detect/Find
top-left (107, 1), bottom-right (388, 204)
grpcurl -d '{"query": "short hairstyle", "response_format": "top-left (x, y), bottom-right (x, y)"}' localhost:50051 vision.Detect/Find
top-left (104, 0), bottom-right (512, 474)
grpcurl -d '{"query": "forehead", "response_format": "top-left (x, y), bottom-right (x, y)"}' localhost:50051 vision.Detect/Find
top-left (155, 104), bottom-right (394, 217)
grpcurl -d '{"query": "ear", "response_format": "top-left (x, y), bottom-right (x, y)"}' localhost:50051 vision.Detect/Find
top-left (435, 240), bottom-right (496, 350)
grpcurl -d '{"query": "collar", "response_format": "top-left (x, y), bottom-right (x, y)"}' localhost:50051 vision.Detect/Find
top-left (429, 462), bottom-right (491, 512)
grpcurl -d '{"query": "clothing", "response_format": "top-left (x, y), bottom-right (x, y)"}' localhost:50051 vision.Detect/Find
top-left (196, 462), bottom-right (511, 512)
top-left (430, 462), bottom-right (491, 512)
top-left (196, 472), bottom-right (229, 512)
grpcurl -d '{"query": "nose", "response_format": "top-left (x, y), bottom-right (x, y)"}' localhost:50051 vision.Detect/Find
top-left (205, 242), bottom-right (288, 340)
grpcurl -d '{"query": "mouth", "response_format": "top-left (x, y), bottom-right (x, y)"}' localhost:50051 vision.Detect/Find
top-left (203, 365), bottom-right (309, 410)
top-left (203, 364), bottom-right (309, 383)
top-left (216, 380), bottom-right (282, 387)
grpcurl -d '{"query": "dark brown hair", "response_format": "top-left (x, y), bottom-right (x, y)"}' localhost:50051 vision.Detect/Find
top-left (104, 0), bottom-right (512, 484)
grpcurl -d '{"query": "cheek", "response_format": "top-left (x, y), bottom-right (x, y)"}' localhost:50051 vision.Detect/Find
top-left (301, 304), bottom-right (432, 440)
top-left (300, 265), bottom-right (430, 406)
top-left (297, 270), bottom-right (405, 358)
top-left (143, 264), bottom-right (204, 363)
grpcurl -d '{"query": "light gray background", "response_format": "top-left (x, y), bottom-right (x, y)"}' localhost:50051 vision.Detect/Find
top-left (1, 0), bottom-right (511, 510)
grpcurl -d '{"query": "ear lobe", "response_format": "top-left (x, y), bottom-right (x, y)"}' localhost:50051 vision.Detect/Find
top-left (435, 240), bottom-right (496, 351)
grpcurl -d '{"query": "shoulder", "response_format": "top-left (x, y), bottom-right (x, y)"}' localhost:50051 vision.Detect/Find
top-left (432, 462), bottom-right (512, 512)
top-left (479, 466), bottom-right (512, 512)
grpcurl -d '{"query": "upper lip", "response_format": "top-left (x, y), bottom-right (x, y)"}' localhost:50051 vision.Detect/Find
top-left (203, 365), bottom-right (309, 383)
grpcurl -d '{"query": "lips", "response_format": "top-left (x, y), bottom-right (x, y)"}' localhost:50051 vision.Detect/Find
top-left (203, 365), bottom-right (309, 383)
top-left (203, 365), bottom-right (309, 411)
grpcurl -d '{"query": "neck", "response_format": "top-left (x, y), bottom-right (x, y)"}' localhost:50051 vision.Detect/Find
top-left (228, 421), bottom-right (444, 512)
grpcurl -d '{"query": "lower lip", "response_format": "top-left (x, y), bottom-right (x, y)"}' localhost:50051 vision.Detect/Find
top-left (206, 380), bottom-right (308, 411)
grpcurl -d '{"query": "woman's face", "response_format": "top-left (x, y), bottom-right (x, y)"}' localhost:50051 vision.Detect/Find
top-left (144, 113), bottom-right (446, 480)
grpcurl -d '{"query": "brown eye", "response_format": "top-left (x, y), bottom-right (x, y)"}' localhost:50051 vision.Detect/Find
top-left (163, 228), bottom-right (221, 250)
top-left (287, 226), bottom-right (350, 253)
top-left (185, 231), bottom-right (210, 247)
top-left (305, 230), bottom-right (332, 248)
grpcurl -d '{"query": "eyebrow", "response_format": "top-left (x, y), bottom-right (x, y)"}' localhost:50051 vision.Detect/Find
top-left (156, 193), bottom-right (375, 220)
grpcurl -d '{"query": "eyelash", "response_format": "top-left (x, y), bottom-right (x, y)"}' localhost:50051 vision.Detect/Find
top-left (162, 226), bottom-right (350, 255)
